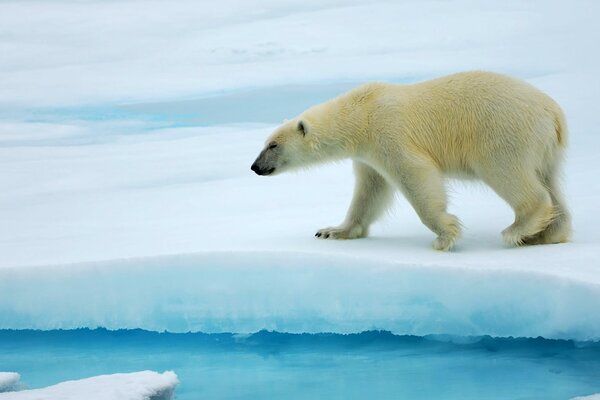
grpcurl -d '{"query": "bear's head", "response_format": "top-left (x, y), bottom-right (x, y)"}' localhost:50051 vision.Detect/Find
top-left (251, 118), bottom-right (313, 176)
top-left (251, 101), bottom-right (358, 176)
top-left (251, 84), bottom-right (380, 175)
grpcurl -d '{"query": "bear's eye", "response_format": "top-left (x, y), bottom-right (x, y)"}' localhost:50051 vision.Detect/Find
top-left (268, 143), bottom-right (278, 149)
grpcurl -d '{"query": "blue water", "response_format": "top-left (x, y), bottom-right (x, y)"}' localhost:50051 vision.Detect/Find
top-left (1, 329), bottom-right (599, 399)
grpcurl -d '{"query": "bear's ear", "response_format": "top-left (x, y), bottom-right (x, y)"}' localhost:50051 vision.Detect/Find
top-left (297, 120), bottom-right (307, 136)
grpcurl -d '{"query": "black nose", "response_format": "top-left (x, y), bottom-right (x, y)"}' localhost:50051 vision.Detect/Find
top-left (251, 163), bottom-right (275, 176)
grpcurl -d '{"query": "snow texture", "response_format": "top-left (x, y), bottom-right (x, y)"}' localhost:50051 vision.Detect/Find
top-left (0, 371), bottom-right (178, 400)
top-left (0, 374), bottom-right (20, 393)
top-left (0, 0), bottom-right (599, 339)
top-left (572, 395), bottom-right (600, 400)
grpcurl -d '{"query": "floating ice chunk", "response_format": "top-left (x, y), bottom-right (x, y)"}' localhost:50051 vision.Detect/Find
top-left (0, 371), bottom-right (178, 400)
top-left (572, 395), bottom-right (600, 400)
top-left (0, 373), bottom-right (20, 393)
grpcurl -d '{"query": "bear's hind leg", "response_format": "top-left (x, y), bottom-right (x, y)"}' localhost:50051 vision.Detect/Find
top-left (523, 170), bottom-right (571, 245)
top-left (481, 169), bottom-right (555, 246)
top-left (316, 161), bottom-right (393, 240)
top-left (393, 157), bottom-right (461, 251)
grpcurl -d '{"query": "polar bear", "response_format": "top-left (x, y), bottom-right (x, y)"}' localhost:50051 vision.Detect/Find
top-left (251, 71), bottom-right (571, 250)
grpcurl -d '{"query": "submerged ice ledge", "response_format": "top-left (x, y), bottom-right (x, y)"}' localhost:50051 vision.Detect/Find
top-left (0, 252), bottom-right (598, 341)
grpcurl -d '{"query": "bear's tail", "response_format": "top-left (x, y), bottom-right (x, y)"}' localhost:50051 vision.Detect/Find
top-left (554, 105), bottom-right (568, 148)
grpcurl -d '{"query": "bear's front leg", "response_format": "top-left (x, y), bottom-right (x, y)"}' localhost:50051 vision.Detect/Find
top-left (393, 157), bottom-right (462, 251)
top-left (316, 161), bottom-right (393, 240)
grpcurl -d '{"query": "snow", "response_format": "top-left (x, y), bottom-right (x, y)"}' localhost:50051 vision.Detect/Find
top-left (0, 374), bottom-right (20, 393)
top-left (0, 0), bottom-right (599, 340)
top-left (0, 0), bottom-right (596, 108)
top-left (572, 395), bottom-right (600, 400)
top-left (0, 371), bottom-right (178, 400)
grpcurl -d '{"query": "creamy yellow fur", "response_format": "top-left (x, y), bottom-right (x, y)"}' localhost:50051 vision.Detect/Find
top-left (251, 71), bottom-right (571, 250)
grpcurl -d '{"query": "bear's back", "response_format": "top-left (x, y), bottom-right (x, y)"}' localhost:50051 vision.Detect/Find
top-left (365, 72), bottom-right (564, 174)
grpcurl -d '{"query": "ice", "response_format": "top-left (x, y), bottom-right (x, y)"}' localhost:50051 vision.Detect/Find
top-left (0, 251), bottom-right (599, 339)
top-left (0, 0), bottom-right (599, 341)
top-left (572, 395), bottom-right (600, 400)
top-left (0, 371), bottom-right (178, 400)
top-left (0, 374), bottom-right (20, 393)
top-left (0, 116), bottom-right (599, 338)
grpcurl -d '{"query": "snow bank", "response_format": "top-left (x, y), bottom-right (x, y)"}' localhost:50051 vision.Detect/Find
top-left (0, 371), bottom-right (178, 400)
top-left (0, 374), bottom-right (20, 393)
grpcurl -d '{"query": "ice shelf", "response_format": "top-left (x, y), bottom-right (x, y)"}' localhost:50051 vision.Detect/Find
top-left (1, 252), bottom-right (599, 340)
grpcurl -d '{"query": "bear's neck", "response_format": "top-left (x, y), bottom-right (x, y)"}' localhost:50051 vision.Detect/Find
top-left (320, 104), bottom-right (372, 159)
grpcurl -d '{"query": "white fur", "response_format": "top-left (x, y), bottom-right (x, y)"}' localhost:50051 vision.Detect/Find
top-left (254, 71), bottom-right (571, 250)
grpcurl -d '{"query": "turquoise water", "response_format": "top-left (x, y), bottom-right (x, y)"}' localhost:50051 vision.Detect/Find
top-left (1, 329), bottom-right (599, 399)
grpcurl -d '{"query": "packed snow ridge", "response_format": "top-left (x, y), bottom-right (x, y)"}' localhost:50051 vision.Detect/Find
top-left (0, 371), bottom-right (178, 400)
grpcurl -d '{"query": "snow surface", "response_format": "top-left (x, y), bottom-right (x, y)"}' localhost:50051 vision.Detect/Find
top-left (572, 395), bottom-right (600, 400)
top-left (0, 374), bottom-right (20, 393)
top-left (1, 0), bottom-right (594, 108)
top-left (0, 371), bottom-right (178, 400)
top-left (0, 0), bottom-right (599, 339)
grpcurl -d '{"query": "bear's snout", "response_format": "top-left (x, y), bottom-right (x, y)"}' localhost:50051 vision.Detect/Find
top-left (251, 146), bottom-right (279, 176)
top-left (251, 162), bottom-right (275, 176)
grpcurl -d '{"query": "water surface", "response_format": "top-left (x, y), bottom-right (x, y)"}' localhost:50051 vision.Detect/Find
top-left (2, 329), bottom-right (599, 399)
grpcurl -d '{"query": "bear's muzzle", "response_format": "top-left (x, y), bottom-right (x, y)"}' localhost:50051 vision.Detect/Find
top-left (251, 161), bottom-right (275, 176)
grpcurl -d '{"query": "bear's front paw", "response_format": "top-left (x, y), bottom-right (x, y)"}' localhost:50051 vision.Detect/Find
top-left (432, 234), bottom-right (458, 251)
top-left (432, 214), bottom-right (461, 251)
top-left (315, 224), bottom-right (366, 240)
